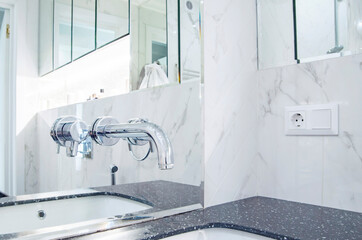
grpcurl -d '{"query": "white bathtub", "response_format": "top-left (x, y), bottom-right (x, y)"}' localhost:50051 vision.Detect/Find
top-left (0, 194), bottom-right (151, 235)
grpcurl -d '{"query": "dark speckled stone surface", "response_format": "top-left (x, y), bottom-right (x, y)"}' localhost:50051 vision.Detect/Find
top-left (0, 181), bottom-right (202, 212)
top-left (93, 180), bottom-right (203, 211)
top-left (72, 197), bottom-right (362, 240)
top-left (0, 192), bottom-right (7, 198)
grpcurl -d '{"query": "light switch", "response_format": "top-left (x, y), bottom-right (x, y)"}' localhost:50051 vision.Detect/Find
top-left (285, 104), bottom-right (338, 136)
top-left (311, 109), bottom-right (331, 129)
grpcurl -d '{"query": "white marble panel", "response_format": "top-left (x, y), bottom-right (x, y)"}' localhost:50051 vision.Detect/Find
top-left (204, 0), bottom-right (362, 213)
top-left (24, 81), bottom-right (202, 194)
top-left (257, 54), bottom-right (362, 212)
top-left (203, 0), bottom-right (258, 207)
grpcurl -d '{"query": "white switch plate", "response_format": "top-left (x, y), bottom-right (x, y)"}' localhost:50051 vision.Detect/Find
top-left (285, 104), bottom-right (339, 136)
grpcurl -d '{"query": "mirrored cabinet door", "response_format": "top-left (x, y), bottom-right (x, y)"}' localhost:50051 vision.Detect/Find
top-left (295, 0), bottom-right (362, 62)
top-left (72, 0), bottom-right (96, 60)
top-left (39, 0), bottom-right (130, 76)
top-left (97, 0), bottom-right (129, 48)
top-left (39, 0), bottom-right (54, 75)
top-left (257, 0), bottom-right (362, 69)
top-left (54, 0), bottom-right (72, 69)
top-left (130, 0), bottom-right (168, 90)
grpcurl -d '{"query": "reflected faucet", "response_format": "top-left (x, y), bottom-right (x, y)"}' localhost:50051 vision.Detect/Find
top-left (90, 117), bottom-right (174, 170)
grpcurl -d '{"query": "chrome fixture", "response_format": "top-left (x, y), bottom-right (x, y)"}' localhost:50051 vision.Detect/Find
top-left (110, 164), bottom-right (118, 185)
top-left (78, 136), bottom-right (93, 159)
top-left (50, 116), bottom-right (89, 157)
top-left (90, 117), bottom-right (174, 170)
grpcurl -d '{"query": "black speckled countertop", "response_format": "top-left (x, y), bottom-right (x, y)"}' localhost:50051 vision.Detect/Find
top-left (72, 196), bottom-right (362, 240)
top-left (0, 181), bottom-right (202, 212)
top-left (93, 180), bottom-right (203, 211)
top-left (0, 192), bottom-right (7, 199)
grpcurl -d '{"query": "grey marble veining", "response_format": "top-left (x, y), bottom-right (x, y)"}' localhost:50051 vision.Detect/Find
top-left (21, 81), bottom-right (202, 196)
top-left (203, 0), bottom-right (362, 213)
top-left (71, 197), bottom-right (362, 240)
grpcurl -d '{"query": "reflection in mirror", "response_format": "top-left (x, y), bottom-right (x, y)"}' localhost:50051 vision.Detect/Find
top-left (180, 0), bottom-right (201, 81)
top-left (0, 0), bottom-right (203, 238)
top-left (130, 0), bottom-right (170, 90)
top-left (97, 0), bottom-right (129, 48)
top-left (72, 0), bottom-right (96, 60)
top-left (257, 0), bottom-right (362, 69)
top-left (0, 7), bottom-right (10, 196)
top-left (257, 0), bottom-right (295, 69)
top-left (295, 0), bottom-right (362, 62)
top-left (54, 0), bottom-right (72, 69)
top-left (39, 0), bottom-right (54, 75)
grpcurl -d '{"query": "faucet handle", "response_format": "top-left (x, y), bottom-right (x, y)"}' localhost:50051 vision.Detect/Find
top-left (90, 117), bottom-right (120, 146)
top-left (50, 116), bottom-right (89, 157)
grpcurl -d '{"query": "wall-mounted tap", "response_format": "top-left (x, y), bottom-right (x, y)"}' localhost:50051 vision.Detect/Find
top-left (50, 116), bottom-right (89, 157)
top-left (90, 117), bottom-right (174, 170)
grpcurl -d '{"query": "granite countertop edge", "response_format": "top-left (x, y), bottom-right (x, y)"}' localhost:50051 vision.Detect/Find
top-left (72, 196), bottom-right (362, 240)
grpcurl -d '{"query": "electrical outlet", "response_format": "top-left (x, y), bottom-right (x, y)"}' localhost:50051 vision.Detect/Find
top-left (290, 112), bottom-right (306, 129)
top-left (285, 104), bottom-right (339, 136)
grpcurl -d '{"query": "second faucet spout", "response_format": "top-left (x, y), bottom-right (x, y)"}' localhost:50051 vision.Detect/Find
top-left (90, 117), bottom-right (174, 170)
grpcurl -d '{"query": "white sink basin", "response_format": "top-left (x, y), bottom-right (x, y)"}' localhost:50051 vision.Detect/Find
top-left (0, 195), bottom-right (151, 235)
top-left (163, 228), bottom-right (271, 240)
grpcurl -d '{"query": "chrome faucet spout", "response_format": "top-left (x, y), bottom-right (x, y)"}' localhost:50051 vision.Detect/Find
top-left (90, 117), bottom-right (174, 170)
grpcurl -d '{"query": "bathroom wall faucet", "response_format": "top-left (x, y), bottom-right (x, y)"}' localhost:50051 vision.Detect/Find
top-left (50, 116), bottom-right (89, 157)
top-left (90, 117), bottom-right (174, 170)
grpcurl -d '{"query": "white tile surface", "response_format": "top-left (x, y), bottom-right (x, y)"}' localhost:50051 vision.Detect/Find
top-left (22, 81), bottom-right (202, 194)
top-left (204, 0), bottom-right (362, 212)
top-left (203, 0), bottom-right (259, 207)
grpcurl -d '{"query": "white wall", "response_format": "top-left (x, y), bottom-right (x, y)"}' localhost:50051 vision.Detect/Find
top-left (13, 0), bottom-right (129, 194)
top-left (204, 0), bottom-right (259, 207)
top-left (23, 81), bottom-right (202, 194)
top-left (204, 0), bottom-right (362, 212)
top-left (14, 0), bottom-right (202, 195)
top-left (257, 55), bottom-right (362, 213)
top-left (10, 0), bottom-right (40, 195)
top-left (0, 7), bottom-right (10, 193)
top-left (38, 37), bottom-right (131, 110)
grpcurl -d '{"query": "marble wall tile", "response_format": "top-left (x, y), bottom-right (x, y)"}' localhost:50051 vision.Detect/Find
top-left (23, 81), bottom-right (202, 194)
top-left (204, 0), bottom-right (362, 212)
top-left (203, 0), bottom-right (259, 207)
top-left (257, 50), bottom-right (362, 212)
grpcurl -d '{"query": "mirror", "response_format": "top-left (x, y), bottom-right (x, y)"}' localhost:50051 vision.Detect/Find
top-left (130, 0), bottom-right (172, 90)
top-left (54, 0), bottom-right (72, 69)
top-left (72, 0), bottom-right (96, 60)
top-left (40, 0), bottom-right (130, 75)
top-left (257, 0), bottom-right (362, 69)
top-left (0, 0), bottom-right (202, 237)
top-left (97, 0), bottom-right (129, 47)
top-left (39, 0), bottom-right (54, 74)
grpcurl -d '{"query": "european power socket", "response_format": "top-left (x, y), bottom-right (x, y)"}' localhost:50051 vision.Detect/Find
top-left (285, 104), bottom-right (339, 136)
top-left (289, 112), bottom-right (306, 129)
